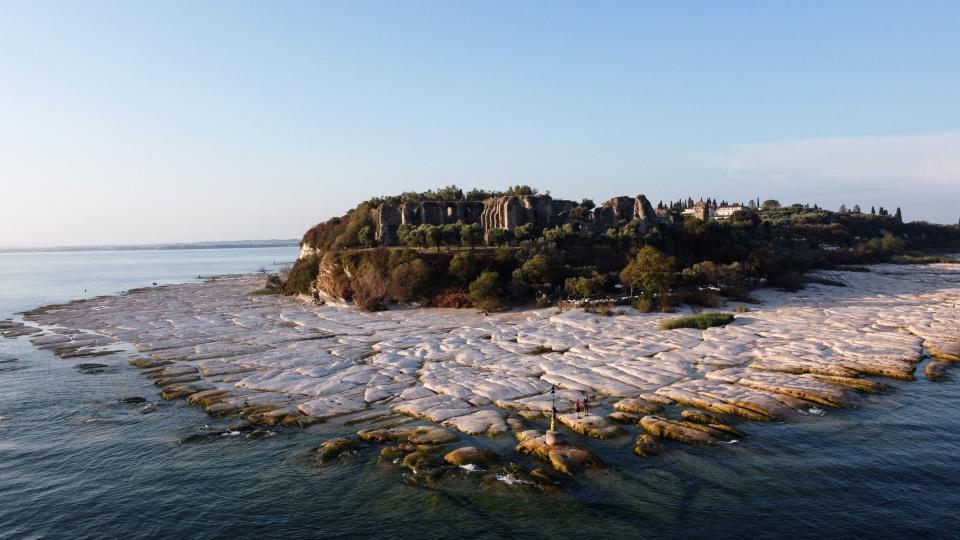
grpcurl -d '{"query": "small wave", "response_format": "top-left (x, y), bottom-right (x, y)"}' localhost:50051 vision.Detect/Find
top-left (808, 406), bottom-right (825, 416)
top-left (459, 463), bottom-right (482, 472)
top-left (221, 430), bottom-right (242, 437)
top-left (721, 439), bottom-right (739, 444)
top-left (494, 474), bottom-right (531, 486)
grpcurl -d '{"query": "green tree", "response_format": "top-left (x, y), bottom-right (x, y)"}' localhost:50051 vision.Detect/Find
top-left (358, 225), bottom-right (375, 248)
top-left (486, 228), bottom-right (512, 246)
top-left (514, 223), bottom-right (535, 242)
top-left (448, 252), bottom-right (478, 285)
top-left (619, 245), bottom-right (678, 297)
top-left (469, 271), bottom-right (505, 311)
top-left (425, 225), bottom-right (443, 252)
top-left (744, 247), bottom-right (779, 278)
top-left (762, 199), bottom-right (781, 210)
top-left (460, 223), bottom-right (484, 249)
top-left (565, 272), bottom-right (604, 298)
top-left (389, 259), bottom-right (431, 302)
top-left (512, 253), bottom-right (557, 292)
top-left (441, 224), bottom-right (461, 250)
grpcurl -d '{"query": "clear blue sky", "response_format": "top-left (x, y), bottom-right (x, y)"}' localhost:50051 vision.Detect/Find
top-left (1, 1), bottom-right (958, 247)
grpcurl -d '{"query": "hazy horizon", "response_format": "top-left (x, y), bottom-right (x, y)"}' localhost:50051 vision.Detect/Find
top-left (2, 1), bottom-right (958, 248)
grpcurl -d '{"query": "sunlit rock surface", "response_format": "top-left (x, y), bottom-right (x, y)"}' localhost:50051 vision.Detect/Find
top-left (9, 261), bottom-right (960, 458)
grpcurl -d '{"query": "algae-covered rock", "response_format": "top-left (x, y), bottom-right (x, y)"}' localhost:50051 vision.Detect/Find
top-left (358, 425), bottom-right (458, 445)
top-left (925, 361), bottom-right (950, 381)
top-left (514, 434), bottom-right (601, 476)
top-left (515, 429), bottom-right (542, 442)
top-left (640, 415), bottom-right (721, 445)
top-left (402, 451), bottom-right (436, 472)
top-left (614, 398), bottom-right (663, 415)
top-left (380, 446), bottom-right (406, 461)
top-left (680, 409), bottom-right (722, 425)
top-left (633, 434), bottom-right (660, 457)
top-left (608, 411), bottom-right (641, 423)
top-left (926, 339), bottom-right (960, 362)
top-left (317, 437), bottom-right (358, 463)
top-left (444, 446), bottom-right (497, 468)
top-left (548, 446), bottom-right (600, 476)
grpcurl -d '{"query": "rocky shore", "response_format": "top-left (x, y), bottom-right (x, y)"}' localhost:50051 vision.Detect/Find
top-left (2, 261), bottom-right (959, 484)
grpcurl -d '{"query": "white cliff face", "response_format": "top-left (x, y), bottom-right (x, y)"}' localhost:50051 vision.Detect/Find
top-left (12, 261), bottom-right (960, 443)
top-left (298, 243), bottom-right (319, 260)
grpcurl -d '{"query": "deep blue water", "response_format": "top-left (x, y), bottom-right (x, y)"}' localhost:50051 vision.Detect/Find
top-left (1, 248), bottom-right (959, 539)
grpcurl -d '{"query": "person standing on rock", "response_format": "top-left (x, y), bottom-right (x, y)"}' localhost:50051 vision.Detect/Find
top-left (584, 396), bottom-right (590, 415)
top-left (575, 399), bottom-right (582, 418)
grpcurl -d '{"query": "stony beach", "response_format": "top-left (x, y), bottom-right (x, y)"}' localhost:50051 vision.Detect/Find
top-left (3, 261), bottom-right (959, 482)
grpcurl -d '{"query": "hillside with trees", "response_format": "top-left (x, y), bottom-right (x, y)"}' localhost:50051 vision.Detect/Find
top-left (282, 187), bottom-right (960, 312)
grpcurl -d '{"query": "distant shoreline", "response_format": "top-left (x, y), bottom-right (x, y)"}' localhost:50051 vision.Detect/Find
top-left (0, 239), bottom-right (299, 254)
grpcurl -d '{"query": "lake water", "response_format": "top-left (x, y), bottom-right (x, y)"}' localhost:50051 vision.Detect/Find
top-left (1, 248), bottom-right (958, 539)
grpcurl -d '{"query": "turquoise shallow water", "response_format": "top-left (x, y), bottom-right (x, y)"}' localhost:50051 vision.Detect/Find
top-left (1, 248), bottom-right (959, 539)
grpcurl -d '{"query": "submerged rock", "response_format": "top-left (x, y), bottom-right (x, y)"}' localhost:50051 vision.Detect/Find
top-left (402, 451), bottom-right (436, 472)
top-left (633, 434), bottom-right (660, 457)
top-left (317, 437), bottom-right (358, 463)
top-left (924, 361), bottom-right (950, 382)
top-left (119, 396), bottom-right (147, 404)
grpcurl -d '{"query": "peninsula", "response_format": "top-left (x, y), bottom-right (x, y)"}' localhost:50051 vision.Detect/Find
top-left (4, 187), bottom-right (960, 488)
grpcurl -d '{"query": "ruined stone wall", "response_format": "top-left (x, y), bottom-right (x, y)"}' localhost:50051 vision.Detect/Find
top-left (373, 193), bottom-right (657, 245)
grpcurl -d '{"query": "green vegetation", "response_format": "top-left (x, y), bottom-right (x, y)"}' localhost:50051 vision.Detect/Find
top-left (659, 312), bottom-right (735, 330)
top-left (282, 255), bottom-right (320, 295)
top-left (286, 186), bottom-right (960, 311)
top-left (469, 271), bottom-right (504, 312)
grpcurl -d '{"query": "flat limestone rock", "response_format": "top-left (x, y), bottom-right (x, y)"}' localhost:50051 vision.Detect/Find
top-left (358, 425), bottom-right (459, 445)
top-left (18, 262), bottom-right (960, 464)
top-left (442, 409), bottom-right (509, 436)
top-left (640, 415), bottom-right (724, 445)
top-left (557, 413), bottom-right (625, 439)
top-left (613, 398), bottom-right (662, 415)
top-left (444, 446), bottom-right (497, 467)
top-left (514, 434), bottom-right (601, 476)
top-left (608, 411), bottom-right (641, 423)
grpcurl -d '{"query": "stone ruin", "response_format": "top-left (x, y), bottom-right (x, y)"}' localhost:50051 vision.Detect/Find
top-left (375, 194), bottom-right (659, 244)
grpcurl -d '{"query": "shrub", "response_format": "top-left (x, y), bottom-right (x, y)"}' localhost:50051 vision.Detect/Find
top-left (425, 291), bottom-right (472, 308)
top-left (632, 297), bottom-right (655, 313)
top-left (469, 271), bottom-right (505, 311)
top-left (565, 272), bottom-right (605, 299)
top-left (658, 312), bottom-right (735, 330)
top-left (389, 259), bottom-right (431, 302)
top-left (282, 255), bottom-right (320, 295)
top-left (735, 306), bottom-right (750, 313)
top-left (448, 252), bottom-right (478, 285)
top-left (351, 263), bottom-right (389, 311)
